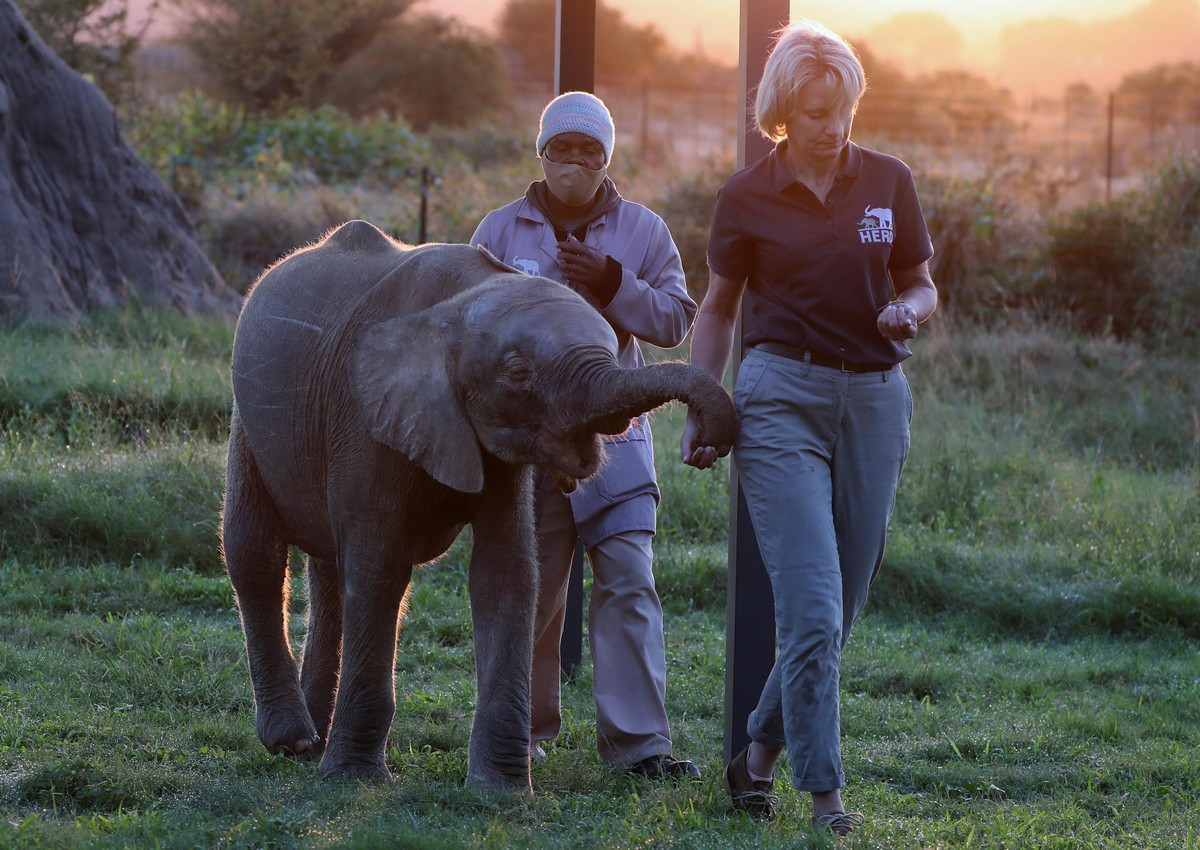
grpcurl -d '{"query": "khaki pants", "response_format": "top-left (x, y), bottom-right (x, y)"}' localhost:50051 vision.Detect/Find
top-left (530, 487), bottom-right (672, 766)
top-left (734, 349), bottom-right (912, 792)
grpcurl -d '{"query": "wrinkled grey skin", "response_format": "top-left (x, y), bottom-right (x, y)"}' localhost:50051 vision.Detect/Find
top-left (221, 220), bottom-right (735, 793)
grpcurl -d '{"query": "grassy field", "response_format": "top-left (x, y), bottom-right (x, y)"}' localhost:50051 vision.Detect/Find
top-left (0, 306), bottom-right (1197, 849)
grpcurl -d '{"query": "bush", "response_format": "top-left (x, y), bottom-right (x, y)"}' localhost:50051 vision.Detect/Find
top-left (196, 185), bottom-right (358, 293)
top-left (1135, 153), bottom-right (1200, 345)
top-left (918, 172), bottom-right (1043, 313)
top-left (1043, 153), bottom-right (1200, 344)
top-left (126, 95), bottom-right (431, 205)
top-left (654, 158), bottom-right (732, 302)
top-left (238, 106), bottom-right (427, 182)
top-left (423, 124), bottom-right (528, 170)
top-left (1044, 196), bottom-right (1151, 337)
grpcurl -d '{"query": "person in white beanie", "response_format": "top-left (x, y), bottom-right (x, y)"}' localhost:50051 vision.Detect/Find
top-left (470, 91), bottom-right (700, 780)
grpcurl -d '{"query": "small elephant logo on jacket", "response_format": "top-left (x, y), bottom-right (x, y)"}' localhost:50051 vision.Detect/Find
top-left (859, 205), bottom-right (894, 244)
top-left (511, 256), bottom-right (541, 276)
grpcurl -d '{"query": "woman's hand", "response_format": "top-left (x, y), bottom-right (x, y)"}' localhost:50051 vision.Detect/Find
top-left (877, 300), bottom-right (919, 340)
top-left (680, 413), bottom-right (720, 469)
top-left (879, 262), bottom-right (938, 341)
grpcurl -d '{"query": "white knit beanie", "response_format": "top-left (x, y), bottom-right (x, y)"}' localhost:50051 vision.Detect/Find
top-left (536, 92), bottom-right (615, 165)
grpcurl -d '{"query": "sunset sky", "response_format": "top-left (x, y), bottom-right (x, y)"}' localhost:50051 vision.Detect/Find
top-left (427, 0), bottom-right (1153, 60)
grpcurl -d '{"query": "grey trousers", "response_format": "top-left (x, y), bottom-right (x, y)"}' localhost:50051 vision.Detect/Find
top-left (530, 487), bottom-right (672, 766)
top-left (734, 348), bottom-right (912, 792)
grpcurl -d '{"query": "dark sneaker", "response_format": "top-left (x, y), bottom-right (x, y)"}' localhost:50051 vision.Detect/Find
top-left (812, 811), bottom-right (865, 836)
top-left (626, 754), bottom-right (701, 781)
top-left (723, 746), bottom-right (777, 819)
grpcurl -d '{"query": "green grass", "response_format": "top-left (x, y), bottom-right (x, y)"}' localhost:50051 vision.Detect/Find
top-left (0, 307), bottom-right (1197, 848)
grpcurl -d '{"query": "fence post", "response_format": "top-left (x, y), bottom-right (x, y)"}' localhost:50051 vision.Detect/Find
top-left (724, 0), bottom-right (789, 766)
top-left (1106, 93), bottom-right (1115, 202)
top-left (554, 0), bottom-right (596, 679)
top-left (418, 166), bottom-right (430, 244)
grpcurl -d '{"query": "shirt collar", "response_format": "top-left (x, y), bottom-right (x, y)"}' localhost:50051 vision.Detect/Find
top-left (768, 139), bottom-right (863, 191)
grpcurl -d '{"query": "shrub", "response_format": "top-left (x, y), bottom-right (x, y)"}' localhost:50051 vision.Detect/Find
top-left (1044, 196), bottom-right (1151, 337)
top-left (125, 91), bottom-right (249, 208)
top-left (238, 106), bottom-right (427, 182)
top-left (1042, 153), bottom-right (1200, 344)
top-left (1135, 153), bottom-right (1200, 345)
top-left (423, 124), bottom-right (528, 170)
top-left (918, 172), bottom-right (1044, 314)
top-left (195, 185), bottom-right (358, 293)
top-left (654, 157), bottom-right (733, 302)
top-left (126, 96), bottom-right (431, 205)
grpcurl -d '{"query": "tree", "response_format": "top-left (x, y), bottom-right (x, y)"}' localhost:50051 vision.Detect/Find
top-left (0, 0), bottom-right (239, 322)
top-left (498, 0), bottom-right (668, 83)
top-left (168, 0), bottom-right (415, 113)
top-left (323, 13), bottom-right (509, 130)
top-left (13, 0), bottom-right (154, 105)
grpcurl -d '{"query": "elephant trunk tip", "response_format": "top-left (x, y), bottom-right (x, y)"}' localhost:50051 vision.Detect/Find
top-left (571, 360), bottom-right (736, 455)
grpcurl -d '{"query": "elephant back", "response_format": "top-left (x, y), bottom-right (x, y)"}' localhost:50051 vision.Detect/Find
top-left (228, 222), bottom-right (516, 508)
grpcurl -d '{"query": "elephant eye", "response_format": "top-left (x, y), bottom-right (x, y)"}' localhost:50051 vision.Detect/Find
top-left (500, 352), bottom-right (534, 388)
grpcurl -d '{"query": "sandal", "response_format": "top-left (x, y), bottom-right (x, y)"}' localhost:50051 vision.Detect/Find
top-left (812, 811), bottom-right (865, 836)
top-left (723, 745), bottom-right (778, 820)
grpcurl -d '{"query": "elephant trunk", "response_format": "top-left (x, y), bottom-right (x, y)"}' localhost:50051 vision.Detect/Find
top-left (571, 361), bottom-right (737, 457)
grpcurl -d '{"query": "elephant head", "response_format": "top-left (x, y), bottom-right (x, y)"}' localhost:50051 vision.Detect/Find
top-left (353, 259), bottom-right (735, 494)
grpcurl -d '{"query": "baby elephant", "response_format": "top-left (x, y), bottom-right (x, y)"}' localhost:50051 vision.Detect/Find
top-left (221, 220), bottom-right (735, 793)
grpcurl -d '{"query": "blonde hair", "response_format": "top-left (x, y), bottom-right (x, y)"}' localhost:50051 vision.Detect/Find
top-left (754, 20), bottom-right (867, 142)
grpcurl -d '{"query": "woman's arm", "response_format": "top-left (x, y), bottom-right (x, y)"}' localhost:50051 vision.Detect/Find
top-left (878, 261), bottom-right (937, 341)
top-left (681, 270), bottom-right (746, 468)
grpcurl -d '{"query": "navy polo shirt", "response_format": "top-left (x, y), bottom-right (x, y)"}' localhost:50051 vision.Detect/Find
top-left (708, 141), bottom-right (934, 367)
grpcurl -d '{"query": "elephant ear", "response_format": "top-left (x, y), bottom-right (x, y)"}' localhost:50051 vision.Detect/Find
top-left (352, 314), bottom-right (485, 494)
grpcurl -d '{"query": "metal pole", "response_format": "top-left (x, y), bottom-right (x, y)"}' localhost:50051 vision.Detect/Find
top-left (1106, 93), bottom-right (1114, 202)
top-left (418, 166), bottom-right (429, 244)
top-left (725, 0), bottom-right (789, 765)
top-left (555, 0), bottom-right (596, 94)
top-left (554, 0), bottom-right (596, 679)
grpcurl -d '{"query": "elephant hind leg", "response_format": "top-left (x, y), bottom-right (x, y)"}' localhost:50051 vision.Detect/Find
top-left (223, 412), bottom-right (319, 756)
top-left (300, 555), bottom-right (342, 746)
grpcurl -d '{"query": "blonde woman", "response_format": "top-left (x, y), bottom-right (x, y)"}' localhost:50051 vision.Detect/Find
top-left (682, 20), bottom-right (938, 835)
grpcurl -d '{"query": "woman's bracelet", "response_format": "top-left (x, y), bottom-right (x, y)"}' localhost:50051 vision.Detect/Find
top-left (881, 300), bottom-right (919, 325)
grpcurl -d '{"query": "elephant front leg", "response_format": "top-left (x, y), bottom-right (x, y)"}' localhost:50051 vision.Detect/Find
top-left (465, 470), bottom-right (537, 795)
top-left (223, 427), bottom-right (319, 756)
top-left (318, 556), bottom-right (414, 781)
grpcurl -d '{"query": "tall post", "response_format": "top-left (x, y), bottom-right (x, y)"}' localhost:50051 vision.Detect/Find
top-left (555, 0), bottom-right (596, 94)
top-left (1106, 93), bottom-right (1115, 202)
top-left (725, 0), bottom-right (790, 765)
top-left (555, 0), bottom-right (597, 678)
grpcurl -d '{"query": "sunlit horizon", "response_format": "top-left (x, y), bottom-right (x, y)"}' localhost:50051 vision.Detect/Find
top-left (429, 0), bottom-right (1157, 49)
top-left (425, 0), bottom-right (1197, 96)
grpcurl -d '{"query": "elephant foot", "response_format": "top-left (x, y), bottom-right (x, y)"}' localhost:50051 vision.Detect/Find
top-left (318, 749), bottom-right (392, 781)
top-left (465, 770), bottom-right (533, 798)
top-left (257, 706), bottom-right (320, 757)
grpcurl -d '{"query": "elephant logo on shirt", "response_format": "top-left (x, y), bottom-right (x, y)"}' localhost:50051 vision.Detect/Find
top-left (511, 256), bottom-right (541, 276)
top-left (859, 205), bottom-right (894, 244)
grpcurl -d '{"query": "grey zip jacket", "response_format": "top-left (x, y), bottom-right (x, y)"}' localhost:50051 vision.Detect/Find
top-left (470, 187), bottom-right (696, 545)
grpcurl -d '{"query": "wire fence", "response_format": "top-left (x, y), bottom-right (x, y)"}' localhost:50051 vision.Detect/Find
top-left (513, 75), bottom-right (1200, 210)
